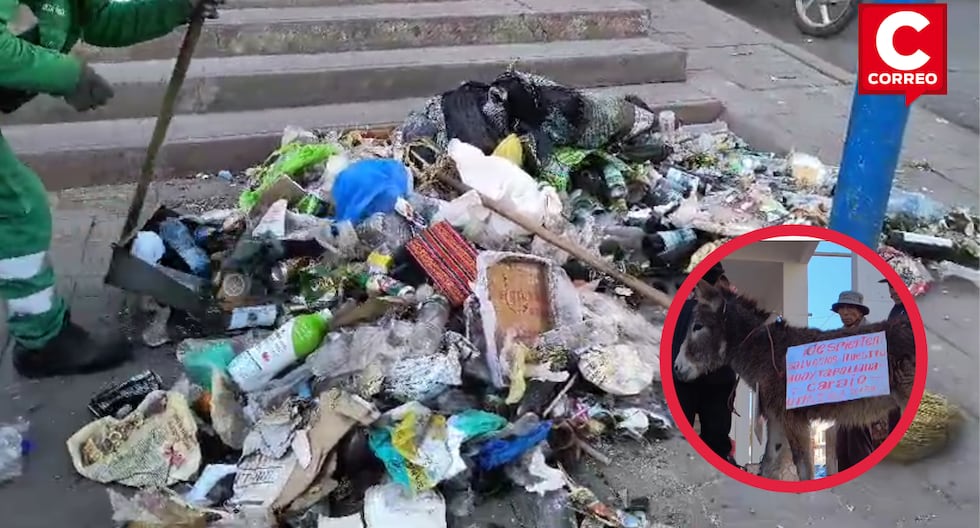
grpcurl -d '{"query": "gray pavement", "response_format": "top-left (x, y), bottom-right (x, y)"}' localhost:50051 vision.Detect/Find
top-left (0, 0), bottom-right (978, 526)
top-left (707, 0), bottom-right (980, 132)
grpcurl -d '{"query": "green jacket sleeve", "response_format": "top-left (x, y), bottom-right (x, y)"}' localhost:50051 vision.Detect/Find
top-left (81, 0), bottom-right (193, 48)
top-left (0, 0), bottom-right (81, 95)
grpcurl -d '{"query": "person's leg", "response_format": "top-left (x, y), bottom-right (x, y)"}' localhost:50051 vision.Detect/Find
top-left (0, 133), bottom-right (67, 346)
top-left (835, 424), bottom-right (874, 473)
top-left (0, 132), bottom-right (130, 378)
top-left (673, 379), bottom-right (700, 426)
top-left (698, 380), bottom-right (737, 460)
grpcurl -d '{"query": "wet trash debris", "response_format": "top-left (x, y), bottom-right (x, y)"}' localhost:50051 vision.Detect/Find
top-left (59, 69), bottom-right (974, 527)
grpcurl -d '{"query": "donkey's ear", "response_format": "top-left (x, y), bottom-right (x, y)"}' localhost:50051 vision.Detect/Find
top-left (694, 280), bottom-right (717, 300)
top-left (694, 280), bottom-right (723, 309)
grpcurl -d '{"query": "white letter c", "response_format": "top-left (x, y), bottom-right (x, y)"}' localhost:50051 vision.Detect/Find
top-left (875, 11), bottom-right (931, 71)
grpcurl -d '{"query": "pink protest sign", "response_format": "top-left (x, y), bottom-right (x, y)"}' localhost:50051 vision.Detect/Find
top-left (785, 331), bottom-right (890, 410)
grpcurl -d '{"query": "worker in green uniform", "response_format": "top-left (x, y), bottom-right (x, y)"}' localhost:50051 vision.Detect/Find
top-left (0, 0), bottom-right (221, 378)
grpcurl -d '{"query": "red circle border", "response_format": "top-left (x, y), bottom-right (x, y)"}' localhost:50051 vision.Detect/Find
top-left (658, 224), bottom-right (929, 494)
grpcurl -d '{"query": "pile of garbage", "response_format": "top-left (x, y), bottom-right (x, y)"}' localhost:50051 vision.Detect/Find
top-left (4, 70), bottom-right (977, 526)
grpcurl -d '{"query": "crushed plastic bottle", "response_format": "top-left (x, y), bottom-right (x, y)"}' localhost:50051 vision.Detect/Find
top-left (158, 218), bottom-right (211, 277)
top-left (0, 418), bottom-right (30, 484)
top-left (408, 295), bottom-right (451, 357)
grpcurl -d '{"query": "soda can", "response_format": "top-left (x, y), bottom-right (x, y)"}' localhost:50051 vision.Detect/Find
top-left (219, 271), bottom-right (252, 301)
top-left (270, 257), bottom-right (314, 291)
top-left (363, 273), bottom-right (415, 300)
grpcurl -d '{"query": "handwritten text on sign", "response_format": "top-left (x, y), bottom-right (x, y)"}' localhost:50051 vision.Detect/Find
top-left (785, 331), bottom-right (890, 410)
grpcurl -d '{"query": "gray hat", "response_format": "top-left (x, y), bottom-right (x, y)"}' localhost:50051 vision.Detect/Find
top-left (832, 290), bottom-right (870, 316)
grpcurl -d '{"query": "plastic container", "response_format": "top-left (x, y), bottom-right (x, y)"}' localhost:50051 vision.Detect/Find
top-left (227, 308), bottom-right (333, 392)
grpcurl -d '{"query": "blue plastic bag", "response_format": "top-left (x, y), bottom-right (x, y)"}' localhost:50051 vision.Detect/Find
top-left (331, 159), bottom-right (411, 224)
top-left (476, 421), bottom-right (552, 470)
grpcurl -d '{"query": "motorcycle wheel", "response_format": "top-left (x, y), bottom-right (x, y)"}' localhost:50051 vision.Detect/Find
top-left (793, 0), bottom-right (859, 38)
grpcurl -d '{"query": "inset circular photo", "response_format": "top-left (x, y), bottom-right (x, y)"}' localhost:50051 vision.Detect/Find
top-left (660, 224), bottom-right (929, 493)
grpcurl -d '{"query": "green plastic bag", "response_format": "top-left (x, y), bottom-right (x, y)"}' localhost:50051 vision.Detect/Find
top-left (239, 142), bottom-right (341, 212)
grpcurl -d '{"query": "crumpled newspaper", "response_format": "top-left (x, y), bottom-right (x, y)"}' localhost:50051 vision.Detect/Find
top-left (67, 391), bottom-right (201, 488)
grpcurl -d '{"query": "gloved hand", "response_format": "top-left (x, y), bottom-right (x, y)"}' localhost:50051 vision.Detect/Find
top-left (190, 0), bottom-right (224, 19)
top-left (63, 65), bottom-right (114, 112)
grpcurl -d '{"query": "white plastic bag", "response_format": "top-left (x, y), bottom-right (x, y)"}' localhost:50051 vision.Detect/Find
top-left (363, 482), bottom-right (447, 528)
top-left (446, 139), bottom-right (562, 241)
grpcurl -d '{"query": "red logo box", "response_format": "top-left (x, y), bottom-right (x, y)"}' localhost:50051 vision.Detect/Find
top-left (857, 3), bottom-right (947, 105)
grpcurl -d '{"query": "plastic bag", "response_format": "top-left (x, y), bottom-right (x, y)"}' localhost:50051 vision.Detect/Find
top-left (307, 322), bottom-right (408, 380)
top-left (538, 289), bottom-right (663, 394)
top-left (131, 231), bottom-right (165, 265)
top-left (787, 151), bottom-right (832, 190)
top-left (0, 418), bottom-right (29, 483)
top-left (492, 133), bottom-right (524, 166)
top-left (332, 159), bottom-right (412, 223)
top-left (448, 139), bottom-right (563, 241)
top-left (363, 482), bottom-right (447, 528)
top-left (879, 245), bottom-right (932, 296)
top-left (240, 142), bottom-right (341, 211)
top-left (108, 489), bottom-right (208, 527)
top-left (886, 188), bottom-right (946, 226)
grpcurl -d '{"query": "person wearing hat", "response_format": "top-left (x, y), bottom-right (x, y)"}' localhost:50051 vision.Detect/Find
top-left (830, 288), bottom-right (898, 473)
top-left (832, 290), bottom-right (870, 329)
top-left (878, 278), bottom-right (909, 322)
top-left (672, 262), bottom-right (740, 466)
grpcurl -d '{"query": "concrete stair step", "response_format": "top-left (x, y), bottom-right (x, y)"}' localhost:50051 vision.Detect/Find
top-left (13, 39), bottom-right (686, 125)
top-left (73, 0), bottom-right (650, 62)
top-left (6, 83), bottom-right (723, 191)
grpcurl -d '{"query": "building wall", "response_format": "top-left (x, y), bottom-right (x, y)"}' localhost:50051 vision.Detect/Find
top-left (783, 262), bottom-right (810, 326)
top-left (852, 255), bottom-right (892, 323)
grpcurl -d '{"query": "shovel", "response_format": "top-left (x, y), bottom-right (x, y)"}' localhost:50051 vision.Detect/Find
top-left (118, 11), bottom-right (207, 241)
top-left (103, 8), bottom-right (209, 312)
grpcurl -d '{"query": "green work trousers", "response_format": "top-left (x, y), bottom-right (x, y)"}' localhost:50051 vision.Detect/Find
top-left (0, 130), bottom-right (67, 349)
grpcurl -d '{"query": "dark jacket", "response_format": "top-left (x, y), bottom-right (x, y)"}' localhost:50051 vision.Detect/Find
top-left (672, 298), bottom-right (737, 385)
top-left (888, 303), bottom-right (908, 322)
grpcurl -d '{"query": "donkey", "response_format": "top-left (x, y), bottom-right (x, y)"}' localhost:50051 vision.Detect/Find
top-left (673, 281), bottom-right (916, 480)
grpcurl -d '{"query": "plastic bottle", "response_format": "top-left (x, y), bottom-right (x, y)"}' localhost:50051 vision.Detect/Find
top-left (227, 308), bottom-right (333, 392)
top-left (0, 418), bottom-right (29, 484)
top-left (643, 227), bottom-right (699, 265)
top-left (158, 218), bottom-right (211, 277)
top-left (408, 294), bottom-right (451, 356)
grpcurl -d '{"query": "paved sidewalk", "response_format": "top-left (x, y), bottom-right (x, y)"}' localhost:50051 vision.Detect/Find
top-left (0, 1), bottom-right (977, 526)
top-left (640, 0), bottom-right (979, 210)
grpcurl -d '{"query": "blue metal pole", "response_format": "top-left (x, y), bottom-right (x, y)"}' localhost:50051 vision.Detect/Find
top-left (828, 0), bottom-right (929, 248)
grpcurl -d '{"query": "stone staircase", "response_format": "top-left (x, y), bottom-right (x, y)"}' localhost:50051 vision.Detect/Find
top-left (4, 0), bottom-right (723, 190)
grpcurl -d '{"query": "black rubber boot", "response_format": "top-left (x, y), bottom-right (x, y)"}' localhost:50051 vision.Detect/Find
top-left (12, 319), bottom-right (132, 379)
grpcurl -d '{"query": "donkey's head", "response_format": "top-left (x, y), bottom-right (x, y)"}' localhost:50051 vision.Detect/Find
top-left (673, 280), bottom-right (733, 382)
